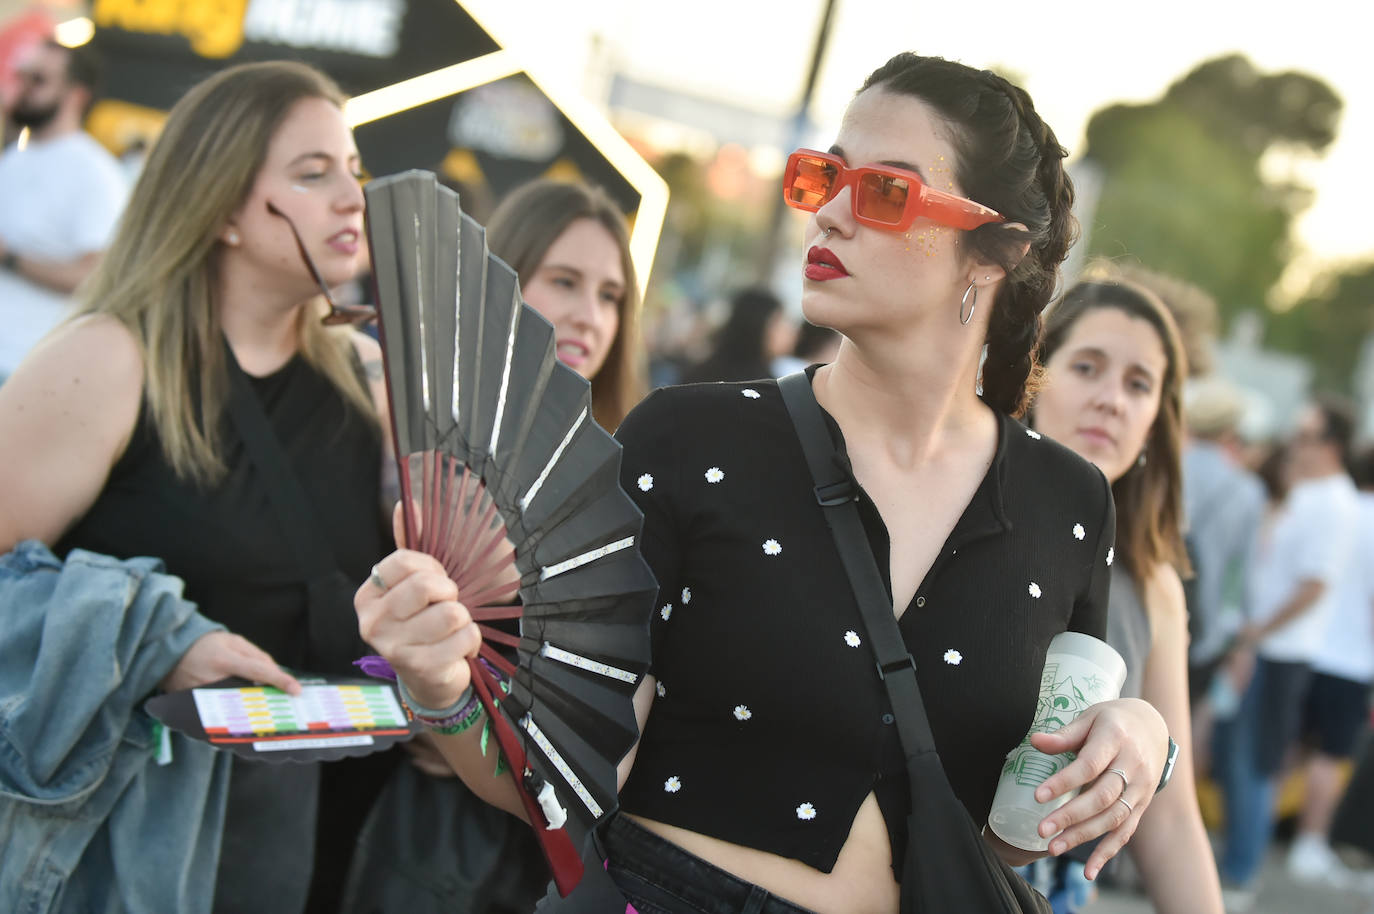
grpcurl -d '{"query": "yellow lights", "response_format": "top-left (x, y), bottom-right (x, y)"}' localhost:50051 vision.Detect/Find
top-left (54, 17), bottom-right (96, 48)
top-left (344, 50), bottom-right (521, 127)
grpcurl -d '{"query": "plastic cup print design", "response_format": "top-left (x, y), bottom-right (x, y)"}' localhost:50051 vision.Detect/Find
top-left (987, 632), bottom-right (1127, 851)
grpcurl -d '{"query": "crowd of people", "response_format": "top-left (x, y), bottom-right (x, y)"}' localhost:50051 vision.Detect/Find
top-left (1, 33), bottom-right (1372, 914)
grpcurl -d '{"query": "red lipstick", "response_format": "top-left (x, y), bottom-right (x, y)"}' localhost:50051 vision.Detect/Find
top-left (805, 246), bottom-right (849, 281)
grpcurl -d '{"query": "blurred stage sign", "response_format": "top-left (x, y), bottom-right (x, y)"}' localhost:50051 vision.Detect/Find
top-left (85, 0), bottom-right (667, 289)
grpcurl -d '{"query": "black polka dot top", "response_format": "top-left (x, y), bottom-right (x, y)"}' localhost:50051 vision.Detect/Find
top-left (614, 372), bottom-right (1114, 876)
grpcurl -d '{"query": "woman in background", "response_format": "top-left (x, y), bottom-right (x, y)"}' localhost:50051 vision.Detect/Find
top-left (681, 285), bottom-right (797, 384)
top-left (1029, 278), bottom-right (1224, 913)
top-left (489, 178), bottom-right (645, 431)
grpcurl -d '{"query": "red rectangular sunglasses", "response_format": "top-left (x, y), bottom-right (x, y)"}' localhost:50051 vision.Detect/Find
top-left (782, 149), bottom-right (1005, 232)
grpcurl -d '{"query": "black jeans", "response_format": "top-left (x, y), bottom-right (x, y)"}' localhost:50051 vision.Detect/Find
top-left (604, 815), bottom-right (818, 914)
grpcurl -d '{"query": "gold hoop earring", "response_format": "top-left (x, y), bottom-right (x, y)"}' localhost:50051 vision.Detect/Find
top-left (959, 282), bottom-right (978, 325)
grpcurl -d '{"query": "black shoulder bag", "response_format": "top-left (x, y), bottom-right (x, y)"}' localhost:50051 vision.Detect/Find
top-left (778, 372), bottom-right (1050, 914)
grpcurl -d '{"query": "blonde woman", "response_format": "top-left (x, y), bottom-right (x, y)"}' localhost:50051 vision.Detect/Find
top-left (0, 61), bottom-right (394, 913)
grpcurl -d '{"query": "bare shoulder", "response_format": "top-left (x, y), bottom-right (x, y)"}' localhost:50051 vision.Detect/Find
top-left (4, 314), bottom-right (143, 418)
top-left (1141, 561), bottom-right (1187, 630)
top-left (0, 315), bottom-right (145, 548)
top-left (350, 329), bottom-right (382, 364)
top-left (350, 331), bottom-right (384, 386)
top-left (350, 329), bottom-right (390, 423)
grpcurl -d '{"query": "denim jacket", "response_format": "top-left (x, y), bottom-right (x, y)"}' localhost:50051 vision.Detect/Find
top-left (0, 541), bottom-right (231, 914)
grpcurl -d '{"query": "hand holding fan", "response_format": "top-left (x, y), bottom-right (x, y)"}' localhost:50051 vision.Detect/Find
top-left (364, 170), bottom-right (655, 896)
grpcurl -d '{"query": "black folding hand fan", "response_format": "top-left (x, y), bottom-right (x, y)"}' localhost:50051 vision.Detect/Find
top-left (364, 170), bottom-right (656, 896)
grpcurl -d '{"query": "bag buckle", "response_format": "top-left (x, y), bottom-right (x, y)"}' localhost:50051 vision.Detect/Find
top-left (814, 479), bottom-right (856, 506)
top-left (876, 653), bottom-right (917, 681)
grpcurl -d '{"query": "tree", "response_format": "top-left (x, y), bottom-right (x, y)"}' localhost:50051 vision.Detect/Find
top-left (1081, 55), bottom-right (1342, 329)
top-left (1268, 262), bottom-right (1374, 393)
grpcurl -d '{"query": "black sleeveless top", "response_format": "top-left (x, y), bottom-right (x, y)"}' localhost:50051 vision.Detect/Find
top-left (614, 376), bottom-right (1113, 875)
top-left (59, 350), bottom-right (388, 675)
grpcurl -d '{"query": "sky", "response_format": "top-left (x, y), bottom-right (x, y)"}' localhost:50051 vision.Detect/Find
top-left (471, 0), bottom-right (1372, 280)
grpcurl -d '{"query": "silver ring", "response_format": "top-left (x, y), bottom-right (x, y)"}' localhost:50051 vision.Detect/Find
top-left (1116, 796), bottom-right (1134, 816)
top-left (1106, 767), bottom-right (1130, 793)
top-left (823, 227), bottom-right (833, 237)
top-left (369, 564), bottom-right (387, 592)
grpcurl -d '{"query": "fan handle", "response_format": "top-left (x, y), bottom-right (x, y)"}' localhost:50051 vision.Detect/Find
top-left (468, 655), bottom-right (586, 896)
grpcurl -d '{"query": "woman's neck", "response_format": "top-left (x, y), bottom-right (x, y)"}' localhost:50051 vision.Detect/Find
top-left (215, 258), bottom-right (313, 376)
top-left (814, 331), bottom-right (990, 470)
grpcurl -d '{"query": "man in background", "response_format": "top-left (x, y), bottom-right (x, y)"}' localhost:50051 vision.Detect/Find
top-left (0, 38), bottom-right (127, 383)
top-left (1183, 379), bottom-right (1266, 703)
top-left (1216, 395), bottom-right (1361, 908)
top-left (1287, 444), bottom-right (1374, 885)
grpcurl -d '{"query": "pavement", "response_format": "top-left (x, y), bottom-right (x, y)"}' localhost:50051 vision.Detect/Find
top-left (1088, 842), bottom-right (1374, 914)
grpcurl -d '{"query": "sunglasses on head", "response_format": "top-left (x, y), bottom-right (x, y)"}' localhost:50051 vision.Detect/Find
top-left (782, 149), bottom-right (1005, 232)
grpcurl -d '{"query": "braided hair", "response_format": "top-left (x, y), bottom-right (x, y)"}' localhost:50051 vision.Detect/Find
top-left (860, 54), bottom-right (1078, 417)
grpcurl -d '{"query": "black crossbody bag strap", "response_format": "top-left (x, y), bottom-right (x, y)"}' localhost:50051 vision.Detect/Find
top-left (777, 372), bottom-right (1048, 914)
top-left (223, 348), bottom-right (362, 673)
top-left (776, 373), bottom-right (937, 757)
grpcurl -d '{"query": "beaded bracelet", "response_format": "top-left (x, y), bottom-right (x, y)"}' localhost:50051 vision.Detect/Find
top-left (430, 699), bottom-right (486, 736)
top-left (395, 676), bottom-right (480, 730)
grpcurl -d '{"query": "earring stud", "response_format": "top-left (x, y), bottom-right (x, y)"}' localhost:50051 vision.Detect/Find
top-left (226, 231), bottom-right (240, 245)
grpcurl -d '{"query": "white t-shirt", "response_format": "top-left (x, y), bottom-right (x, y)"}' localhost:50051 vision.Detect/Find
top-left (0, 131), bottom-right (128, 378)
top-left (1314, 492), bottom-right (1374, 682)
top-left (1251, 473), bottom-right (1360, 664)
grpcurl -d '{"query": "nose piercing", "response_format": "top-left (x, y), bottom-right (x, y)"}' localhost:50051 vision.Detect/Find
top-left (823, 228), bottom-right (833, 238)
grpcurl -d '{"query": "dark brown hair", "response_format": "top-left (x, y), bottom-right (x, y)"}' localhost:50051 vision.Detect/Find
top-left (860, 54), bottom-right (1078, 417)
top-left (1310, 392), bottom-right (1357, 471)
top-left (1040, 279), bottom-right (1191, 582)
top-left (1085, 259), bottom-right (1219, 378)
top-left (486, 179), bottom-right (645, 431)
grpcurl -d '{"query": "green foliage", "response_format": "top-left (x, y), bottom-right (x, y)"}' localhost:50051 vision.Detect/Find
top-left (1268, 262), bottom-right (1374, 393)
top-left (1082, 54), bottom-right (1342, 331)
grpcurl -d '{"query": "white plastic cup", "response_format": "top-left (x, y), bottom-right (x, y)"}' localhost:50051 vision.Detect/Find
top-left (987, 631), bottom-right (1128, 851)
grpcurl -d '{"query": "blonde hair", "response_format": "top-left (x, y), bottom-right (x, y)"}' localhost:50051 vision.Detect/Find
top-left (74, 61), bottom-right (373, 485)
top-left (485, 179), bottom-right (645, 431)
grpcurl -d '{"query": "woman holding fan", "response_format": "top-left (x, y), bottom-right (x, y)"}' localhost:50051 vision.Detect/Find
top-left (357, 53), bottom-right (1172, 912)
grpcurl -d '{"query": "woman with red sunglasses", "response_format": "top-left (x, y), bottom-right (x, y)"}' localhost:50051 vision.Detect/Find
top-left (357, 53), bottom-right (1171, 913)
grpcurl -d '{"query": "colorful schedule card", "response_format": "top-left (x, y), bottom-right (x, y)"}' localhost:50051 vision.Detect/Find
top-left (193, 683), bottom-right (409, 748)
top-left (146, 677), bottom-right (420, 764)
